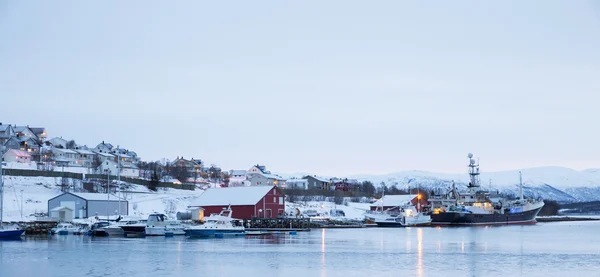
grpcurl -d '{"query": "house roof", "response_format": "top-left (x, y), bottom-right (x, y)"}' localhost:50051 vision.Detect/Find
top-left (5, 149), bottom-right (31, 158)
top-left (51, 206), bottom-right (73, 211)
top-left (371, 194), bottom-right (417, 208)
top-left (0, 124), bottom-right (12, 132)
top-left (53, 148), bottom-right (78, 154)
top-left (230, 170), bottom-right (247, 176)
top-left (189, 186), bottom-right (276, 207)
top-left (94, 151), bottom-right (115, 157)
top-left (30, 127), bottom-right (46, 135)
top-left (14, 126), bottom-right (31, 133)
top-left (69, 192), bottom-right (125, 201)
top-left (304, 175), bottom-right (331, 183)
top-left (75, 149), bottom-right (95, 155)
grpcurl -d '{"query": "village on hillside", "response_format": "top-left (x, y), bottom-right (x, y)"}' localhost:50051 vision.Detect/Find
top-left (0, 122), bottom-right (386, 194)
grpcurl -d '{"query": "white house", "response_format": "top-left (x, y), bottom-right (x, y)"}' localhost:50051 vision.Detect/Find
top-left (48, 137), bottom-right (68, 149)
top-left (94, 141), bottom-right (114, 153)
top-left (246, 165), bottom-right (287, 188)
top-left (52, 148), bottom-right (79, 166)
top-left (3, 149), bottom-right (32, 164)
top-left (74, 149), bottom-right (97, 167)
top-left (286, 178), bottom-right (309, 190)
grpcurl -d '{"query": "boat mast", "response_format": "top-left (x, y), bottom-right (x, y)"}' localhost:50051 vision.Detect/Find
top-left (117, 147), bottom-right (121, 217)
top-left (0, 146), bottom-right (5, 228)
top-left (519, 171), bottom-right (523, 201)
top-left (467, 153), bottom-right (480, 191)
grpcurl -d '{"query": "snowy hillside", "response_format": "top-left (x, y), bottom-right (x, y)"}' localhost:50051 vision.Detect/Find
top-left (0, 176), bottom-right (205, 222)
top-left (348, 167), bottom-right (600, 202)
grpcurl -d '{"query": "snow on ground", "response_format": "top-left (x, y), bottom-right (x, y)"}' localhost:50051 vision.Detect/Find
top-left (0, 176), bottom-right (206, 222)
top-left (285, 201), bottom-right (372, 220)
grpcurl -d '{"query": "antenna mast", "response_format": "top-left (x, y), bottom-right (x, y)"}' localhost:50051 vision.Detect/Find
top-left (467, 153), bottom-right (480, 190)
top-left (519, 171), bottom-right (523, 201)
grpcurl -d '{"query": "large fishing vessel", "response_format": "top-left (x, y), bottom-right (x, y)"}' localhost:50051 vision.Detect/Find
top-left (429, 153), bottom-right (544, 226)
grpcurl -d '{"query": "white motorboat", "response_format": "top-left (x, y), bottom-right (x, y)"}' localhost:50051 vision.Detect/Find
top-left (104, 217), bottom-right (145, 237)
top-left (144, 214), bottom-right (186, 236)
top-left (373, 205), bottom-right (432, 227)
top-left (184, 206), bottom-right (245, 238)
top-left (50, 223), bottom-right (81, 235)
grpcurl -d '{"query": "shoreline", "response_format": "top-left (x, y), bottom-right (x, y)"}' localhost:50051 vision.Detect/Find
top-left (536, 216), bottom-right (600, 223)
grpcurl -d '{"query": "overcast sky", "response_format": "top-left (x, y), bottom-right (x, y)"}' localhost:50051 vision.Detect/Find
top-left (1, 1), bottom-right (599, 176)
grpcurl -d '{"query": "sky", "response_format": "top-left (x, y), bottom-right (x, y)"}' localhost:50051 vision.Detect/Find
top-left (1, 1), bottom-right (599, 176)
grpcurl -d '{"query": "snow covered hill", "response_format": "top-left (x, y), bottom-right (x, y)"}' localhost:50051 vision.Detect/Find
top-left (0, 176), bottom-right (205, 222)
top-left (347, 167), bottom-right (600, 202)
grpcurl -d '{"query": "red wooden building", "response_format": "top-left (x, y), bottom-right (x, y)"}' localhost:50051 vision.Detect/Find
top-left (188, 185), bottom-right (285, 220)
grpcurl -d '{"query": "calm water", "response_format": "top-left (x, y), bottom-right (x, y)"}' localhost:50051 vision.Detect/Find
top-left (1, 221), bottom-right (599, 277)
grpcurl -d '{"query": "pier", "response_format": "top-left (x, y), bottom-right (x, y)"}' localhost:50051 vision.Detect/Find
top-left (244, 218), bottom-right (311, 232)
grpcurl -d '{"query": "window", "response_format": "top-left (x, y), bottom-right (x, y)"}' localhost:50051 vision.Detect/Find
top-left (273, 197), bottom-right (276, 203)
top-left (279, 197), bottom-right (283, 205)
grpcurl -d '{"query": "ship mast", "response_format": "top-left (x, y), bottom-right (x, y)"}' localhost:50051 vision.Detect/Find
top-left (467, 153), bottom-right (480, 191)
top-left (519, 171), bottom-right (524, 201)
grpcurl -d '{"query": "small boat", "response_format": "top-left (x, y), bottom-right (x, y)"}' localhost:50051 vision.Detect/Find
top-left (373, 205), bottom-right (432, 227)
top-left (184, 206), bottom-right (245, 238)
top-left (50, 223), bottom-right (80, 235)
top-left (88, 221), bottom-right (110, 237)
top-left (145, 214), bottom-right (186, 236)
top-left (104, 218), bottom-right (145, 237)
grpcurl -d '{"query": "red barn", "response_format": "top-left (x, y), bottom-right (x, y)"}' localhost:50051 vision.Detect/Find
top-left (188, 185), bottom-right (285, 220)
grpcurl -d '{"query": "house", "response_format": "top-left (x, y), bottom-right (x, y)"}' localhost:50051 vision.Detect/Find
top-left (48, 192), bottom-right (128, 218)
top-left (94, 141), bottom-right (114, 153)
top-left (3, 149), bottom-right (32, 164)
top-left (52, 148), bottom-right (79, 166)
top-left (370, 194), bottom-right (420, 212)
top-left (228, 170), bottom-right (249, 187)
top-left (247, 165), bottom-right (287, 188)
top-left (119, 164), bottom-right (140, 178)
top-left (188, 186), bottom-right (285, 220)
top-left (14, 126), bottom-right (37, 140)
top-left (3, 136), bottom-right (41, 159)
top-left (74, 149), bottom-right (97, 167)
top-left (230, 170), bottom-right (247, 178)
top-left (49, 206), bottom-right (74, 222)
top-left (172, 157), bottom-right (202, 177)
top-left (30, 127), bottom-right (47, 143)
top-left (0, 123), bottom-right (15, 144)
top-left (286, 178), bottom-right (309, 190)
top-left (94, 151), bottom-right (116, 163)
top-left (303, 175), bottom-right (332, 190)
top-left (97, 159), bottom-right (118, 175)
top-left (48, 137), bottom-right (68, 149)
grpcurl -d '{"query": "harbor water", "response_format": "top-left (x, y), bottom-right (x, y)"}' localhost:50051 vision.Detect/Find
top-left (1, 221), bottom-right (599, 277)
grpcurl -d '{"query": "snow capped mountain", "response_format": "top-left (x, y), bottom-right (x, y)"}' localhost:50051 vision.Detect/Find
top-left (346, 167), bottom-right (600, 203)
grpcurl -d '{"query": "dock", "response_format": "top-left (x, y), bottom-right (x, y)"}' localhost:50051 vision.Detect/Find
top-left (244, 218), bottom-right (311, 232)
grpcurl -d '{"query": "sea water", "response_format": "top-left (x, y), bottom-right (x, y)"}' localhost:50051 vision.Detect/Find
top-left (1, 221), bottom-right (598, 277)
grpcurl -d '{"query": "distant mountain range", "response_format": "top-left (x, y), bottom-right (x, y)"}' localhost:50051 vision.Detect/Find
top-left (284, 167), bottom-right (600, 203)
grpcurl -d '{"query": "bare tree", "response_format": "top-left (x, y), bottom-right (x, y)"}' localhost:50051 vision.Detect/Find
top-left (66, 140), bottom-right (77, 149)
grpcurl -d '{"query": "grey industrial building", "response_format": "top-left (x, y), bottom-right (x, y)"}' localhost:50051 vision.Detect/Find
top-left (48, 192), bottom-right (128, 219)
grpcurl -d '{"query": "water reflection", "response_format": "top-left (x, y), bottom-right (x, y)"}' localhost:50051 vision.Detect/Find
top-left (321, 228), bottom-right (326, 277)
top-left (416, 228), bottom-right (423, 277)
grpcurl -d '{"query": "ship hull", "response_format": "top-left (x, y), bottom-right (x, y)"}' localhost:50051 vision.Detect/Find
top-left (431, 206), bottom-right (543, 226)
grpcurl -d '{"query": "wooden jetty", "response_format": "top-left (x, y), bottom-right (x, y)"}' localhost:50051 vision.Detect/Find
top-left (244, 218), bottom-right (311, 232)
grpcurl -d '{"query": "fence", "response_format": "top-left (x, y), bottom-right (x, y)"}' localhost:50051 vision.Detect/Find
top-left (85, 174), bottom-right (195, 191)
top-left (3, 169), bottom-right (195, 191)
top-left (2, 168), bottom-right (83, 179)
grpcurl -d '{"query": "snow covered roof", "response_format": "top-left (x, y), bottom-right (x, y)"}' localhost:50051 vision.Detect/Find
top-left (53, 148), bottom-right (78, 154)
top-left (189, 186), bottom-right (276, 207)
top-left (230, 170), bottom-right (247, 176)
top-left (51, 206), bottom-right (73, 211)
top-left (66, 192), bottom-right (125, 201)
top-left (371, 194), bottom-right (417, 207)
top-left (75, 149), bottom-right (95, 155)
top-left (5, 149), bottom-right (31, 158)
top-left (94, 151), bottom-right (115, 157)
top-left (305, 175), bottom-right (331, 183)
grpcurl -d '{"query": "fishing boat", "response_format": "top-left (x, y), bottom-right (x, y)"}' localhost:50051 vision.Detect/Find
top-left (0, 150), bottom-right (25, 238)
top-left (429, 153), bottom-right (545, 226)
top-left (184, 206), bottom-right (245, 238)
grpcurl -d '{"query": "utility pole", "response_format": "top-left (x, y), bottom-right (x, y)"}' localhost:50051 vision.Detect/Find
top-left (117, 147), bottom-right (121, 217)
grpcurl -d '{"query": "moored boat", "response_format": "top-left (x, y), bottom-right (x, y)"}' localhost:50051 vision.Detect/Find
top-left (373, 205), bottom-right (432, 227)
top-left (429, 153), bottom-right (545, 226)
top-left (184, 206), bottom-right (245, 238)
